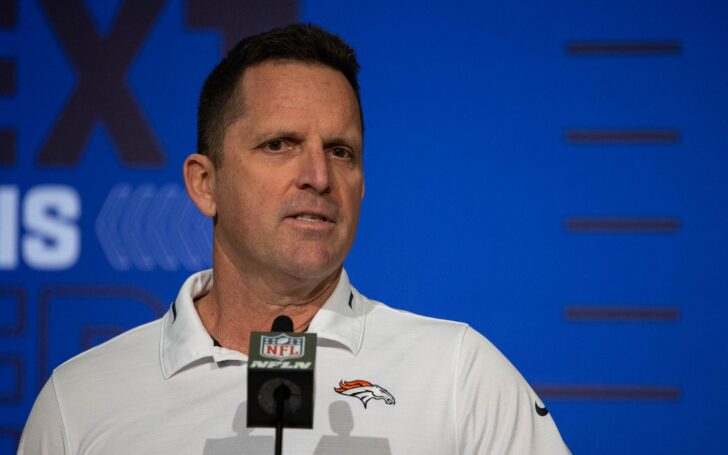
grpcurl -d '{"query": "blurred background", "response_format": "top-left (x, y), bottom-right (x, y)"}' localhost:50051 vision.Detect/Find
top-left (1, 0), bottom-right (727, 453)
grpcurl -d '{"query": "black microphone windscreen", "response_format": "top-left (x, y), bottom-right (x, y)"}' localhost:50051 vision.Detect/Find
top-left (271, 315), bottom-right (293, 332)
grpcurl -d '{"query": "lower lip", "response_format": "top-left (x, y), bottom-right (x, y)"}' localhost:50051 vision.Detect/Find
top-left (285, 217), bottom-right (336, 231)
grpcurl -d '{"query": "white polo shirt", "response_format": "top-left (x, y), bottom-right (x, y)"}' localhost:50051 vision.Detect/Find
top-left (19, 269), bottom-right (570, 454)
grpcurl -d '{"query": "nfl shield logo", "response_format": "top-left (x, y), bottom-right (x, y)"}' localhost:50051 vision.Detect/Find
top-left (260, 334), bottom-right (305, 360)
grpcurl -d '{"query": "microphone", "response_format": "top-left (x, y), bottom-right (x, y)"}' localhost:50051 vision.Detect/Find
top-left (247, 315), bottom-right (317, 432)
top-left (271, 315), bottom-right (294, 332)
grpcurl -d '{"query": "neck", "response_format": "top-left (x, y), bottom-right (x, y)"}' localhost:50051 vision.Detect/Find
top-left (195, 246), bottom-right (342, 355)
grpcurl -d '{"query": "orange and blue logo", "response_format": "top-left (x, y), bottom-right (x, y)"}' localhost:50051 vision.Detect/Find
top-left (334, 379), bottom-right (396, 409)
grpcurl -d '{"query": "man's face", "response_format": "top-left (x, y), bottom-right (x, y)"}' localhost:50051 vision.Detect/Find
top-left (211, 61), bottom-right (364, 283)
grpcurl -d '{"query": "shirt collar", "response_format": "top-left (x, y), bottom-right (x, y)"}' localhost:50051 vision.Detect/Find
top-left (309, 268), bottom-right (365, 356)
top-left (160, 269), bottom-right (219, 379)
top-left (160, 268), bottom-right (365, 379)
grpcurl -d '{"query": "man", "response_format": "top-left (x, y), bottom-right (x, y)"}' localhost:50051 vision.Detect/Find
top-left (20, 24), bottom-right (570, 454)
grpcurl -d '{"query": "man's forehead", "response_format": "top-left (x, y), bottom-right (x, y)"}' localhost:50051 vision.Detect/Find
top-left (239, 61), bottom-right (355, 100)
top-left (233, 61), bottom-right (362, 133)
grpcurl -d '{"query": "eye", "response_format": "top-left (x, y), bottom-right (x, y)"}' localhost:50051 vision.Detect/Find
top-left (329, 147), bottom-right (352, 160)
top-left (265, 140), bottom-right (285, 152)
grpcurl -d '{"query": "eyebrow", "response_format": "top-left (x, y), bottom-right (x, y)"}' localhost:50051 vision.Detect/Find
top-left (250, 130), bottom-right (304, 145)
top-left (251, 131), bottom-right (360, 149)
top-left (323, 136), bottom-right (360, 149)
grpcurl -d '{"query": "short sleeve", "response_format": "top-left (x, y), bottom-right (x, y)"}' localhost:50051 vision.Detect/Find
top-left (455, 327), bottom-right (571, 454)
top-left (18, 376), bottom-right (67, 455)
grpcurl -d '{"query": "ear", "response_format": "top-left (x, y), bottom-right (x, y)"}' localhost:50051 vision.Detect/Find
top-left (183, 153), bottom-right (217, 218)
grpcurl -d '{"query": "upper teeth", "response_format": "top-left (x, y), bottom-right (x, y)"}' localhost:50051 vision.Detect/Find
top-left (297, 214), bottom-right (325, 222)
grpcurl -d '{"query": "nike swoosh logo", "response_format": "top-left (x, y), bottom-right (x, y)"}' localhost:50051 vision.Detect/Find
top-left (535, 401), bottom-right (549, 416)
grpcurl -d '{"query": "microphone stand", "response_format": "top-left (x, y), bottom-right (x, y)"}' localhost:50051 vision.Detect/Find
top-left (273, 384), bottom-right (292, 455)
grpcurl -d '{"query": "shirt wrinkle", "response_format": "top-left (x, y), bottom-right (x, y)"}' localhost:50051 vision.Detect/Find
top-left (51, 375), bottom-right (71, 455)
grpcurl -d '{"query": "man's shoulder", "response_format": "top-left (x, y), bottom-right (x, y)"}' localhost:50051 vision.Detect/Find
top-left (356, 291), bottom-right (488, 360)
top-left (359, 291), bottom-right (469, 335)
top-left (53, 317), bottom-right (164, 382)
top-left (356, 291), bottom-right (513, 372)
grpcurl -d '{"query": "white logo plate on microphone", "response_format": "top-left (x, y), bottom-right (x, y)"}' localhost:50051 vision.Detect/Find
top-left (260, 334), bottom-right (305, 360)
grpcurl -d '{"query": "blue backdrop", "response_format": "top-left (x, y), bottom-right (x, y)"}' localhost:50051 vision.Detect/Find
top-left (2, 0), bottom-right (727, 453)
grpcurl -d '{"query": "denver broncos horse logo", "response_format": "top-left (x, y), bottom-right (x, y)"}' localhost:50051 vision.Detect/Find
top-left (334, 379), bottom-right (396, 408)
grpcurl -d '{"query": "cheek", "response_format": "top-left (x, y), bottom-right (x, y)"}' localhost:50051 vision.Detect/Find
top-left (334, 169), bottom-right (364, 202)
top-left (235, 178), bottom-right (284, 226)
top-left (217, 180), bottom-right (257, 224)
top-left (342, 185), bottom-right (364, 225)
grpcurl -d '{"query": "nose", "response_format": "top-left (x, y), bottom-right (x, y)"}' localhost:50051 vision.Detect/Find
top-left (295, 146), bottom-right (331, 194)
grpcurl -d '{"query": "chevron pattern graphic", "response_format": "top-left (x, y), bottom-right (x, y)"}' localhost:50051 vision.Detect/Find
top-left (95, 184), bottom-right (212, 271)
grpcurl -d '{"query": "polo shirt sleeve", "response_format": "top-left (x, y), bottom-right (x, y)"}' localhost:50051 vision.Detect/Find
top-left (455, 326), bottom-right (571, 454)
top-left (18, 376), bottom-right (68, 455)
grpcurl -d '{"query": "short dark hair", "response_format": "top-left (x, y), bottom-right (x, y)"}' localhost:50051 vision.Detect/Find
top-left (197, 23), bottom-right (362, 167)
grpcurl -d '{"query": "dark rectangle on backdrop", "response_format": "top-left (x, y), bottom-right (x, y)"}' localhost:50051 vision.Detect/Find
top-left (0, 0), bottom-right (17, 28)
top-left (565, 305), bottom-right (680, 321)
top-left (565, 217), bottom-right (680, 232)
top-left (565, 129), bottom-right (680, 144)
top-left (0, 59), bottom-right (16, 95)
top-left (535, 385), bottom-right (680, 400)
top-left (567, 41), bottom-right (681, 55)
top-left (0, 129), bottom-right (16, 165)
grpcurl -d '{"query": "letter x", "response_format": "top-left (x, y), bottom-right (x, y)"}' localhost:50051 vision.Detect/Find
top-left (36, 0), bottom-right (166, 166)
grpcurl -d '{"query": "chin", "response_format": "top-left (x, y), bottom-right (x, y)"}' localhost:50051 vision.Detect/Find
top-left (283, 247), bottom-right (343, 280)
